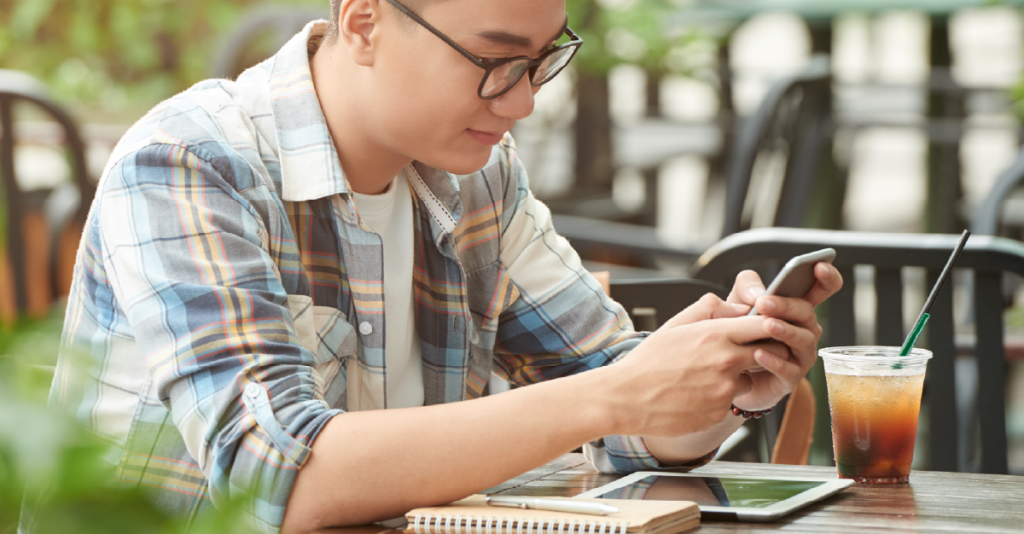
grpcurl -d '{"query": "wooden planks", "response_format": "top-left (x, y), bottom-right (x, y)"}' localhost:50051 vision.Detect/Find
top-left (493, 454), bottom-right (1024, 533)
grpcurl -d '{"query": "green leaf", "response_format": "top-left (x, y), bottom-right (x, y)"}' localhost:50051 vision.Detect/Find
top-left (10, 0), bottom-right (57, 41)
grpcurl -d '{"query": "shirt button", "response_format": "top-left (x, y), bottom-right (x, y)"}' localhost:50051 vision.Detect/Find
top-left (471, 332), bottom-right (480, 345)
top-left (359, 321), bottom-right (373, 335)
top-left (244, 383), bottom-right (261, 399)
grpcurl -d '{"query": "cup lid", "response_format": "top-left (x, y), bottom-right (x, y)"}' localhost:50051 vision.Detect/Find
top-left (819, 346), bottom-right (933, 362)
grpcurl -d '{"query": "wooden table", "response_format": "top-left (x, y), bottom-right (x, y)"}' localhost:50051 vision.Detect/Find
top-left (482, 454), bottom-right (1024, 533)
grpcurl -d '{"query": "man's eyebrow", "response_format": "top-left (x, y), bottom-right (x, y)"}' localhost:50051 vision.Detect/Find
top-left (476, 16), bottom-right (569, 51)
top-left (476, 30), bottom-right (533, 48)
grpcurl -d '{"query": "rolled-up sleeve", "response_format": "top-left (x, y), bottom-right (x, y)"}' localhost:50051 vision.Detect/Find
top-left (99, 143), bottom-right (341, 530)
top-left (492, 138), bottom-right (716, 474)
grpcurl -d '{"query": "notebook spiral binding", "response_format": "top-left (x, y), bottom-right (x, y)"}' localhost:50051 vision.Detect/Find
top-left (411, 513), bottom-right (629, 534)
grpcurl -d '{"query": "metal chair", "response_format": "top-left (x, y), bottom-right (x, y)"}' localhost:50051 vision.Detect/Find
top-left (692, 227), bottom-right (1019, 474)
top-left (209, 6), bottom-right (328, 79)
top-left (721, 55), bottom-right (833, 238)
top-left (972, 147), bottom-right (1024, 237)
top-left (596, 273), bottom-right (817, 465)
top-left (0, 70), bottom-right (93, 322)
top-left (554, 56), bottom-right (836, 268)
top-left (607, 277), bottom-right (727, 328)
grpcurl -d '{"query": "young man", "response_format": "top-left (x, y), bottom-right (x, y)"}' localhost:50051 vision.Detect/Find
top-left (49, 0), bottom-right (841, 533)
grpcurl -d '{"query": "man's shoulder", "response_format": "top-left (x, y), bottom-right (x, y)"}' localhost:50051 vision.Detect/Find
top-left (104, 72), bottom-right (276, 187)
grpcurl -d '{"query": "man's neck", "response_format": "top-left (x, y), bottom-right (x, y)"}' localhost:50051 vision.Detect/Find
top-left (310, 41), bottom-right (411, 195)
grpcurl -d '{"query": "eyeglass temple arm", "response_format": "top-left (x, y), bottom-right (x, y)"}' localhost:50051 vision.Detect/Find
top-left (382, 0), bottom-right (488, 67)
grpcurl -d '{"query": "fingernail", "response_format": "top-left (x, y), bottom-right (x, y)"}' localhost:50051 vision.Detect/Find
top-left (748, 287), bottom-right (763, 299)
top-left (769, 319), bottom-right (784, 334)
top-left (762, 298), bottom-right (775, 312)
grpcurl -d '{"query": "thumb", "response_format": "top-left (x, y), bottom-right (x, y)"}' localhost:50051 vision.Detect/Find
top-left (663, 293), bottom-right (750, 328)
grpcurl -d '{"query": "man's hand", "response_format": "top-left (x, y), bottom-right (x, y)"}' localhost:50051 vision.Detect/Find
top-left (726, 264), bottom-right (843, 411)
top-left (728, 264), bottom-right (842, 309)
top-left (608, 302), bottom-right (789, 437)
top-left (626, 263), bottom-right (842, 466)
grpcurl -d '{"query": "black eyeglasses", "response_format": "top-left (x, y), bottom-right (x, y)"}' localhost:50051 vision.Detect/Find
top-left (384, 0), bottom-right (583, 100)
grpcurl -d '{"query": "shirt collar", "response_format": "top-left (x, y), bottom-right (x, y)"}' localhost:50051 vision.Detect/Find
top-left (268, 20), bottom-right (350, 202)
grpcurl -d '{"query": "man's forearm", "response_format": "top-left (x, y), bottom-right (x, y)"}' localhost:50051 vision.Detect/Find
top-left (281, 368), bottom-right (618, 534)
top-left (641, 414), bottom-right (745, 466)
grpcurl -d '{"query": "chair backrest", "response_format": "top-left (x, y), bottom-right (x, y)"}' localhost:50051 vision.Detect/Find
top-left (209, 6), bottom-right (328, 80)
top-left (603, 275), bottom-right (815, 465)
top-left (722, 55), bottom-right (832, 238)
top-left (692, 227), bottom-right (1021, 474)
top-left (550, 57), bottom-right (834, 269)
top-left (0, 70), bottom-right (93, 321)
top-left (971, 147), bottom-right (1024, 237)
top-left (608, 278), bottom-right (728, 328)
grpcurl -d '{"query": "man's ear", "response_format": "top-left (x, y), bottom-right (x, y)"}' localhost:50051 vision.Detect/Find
top-left (339, 0), bottom-right (381, 66)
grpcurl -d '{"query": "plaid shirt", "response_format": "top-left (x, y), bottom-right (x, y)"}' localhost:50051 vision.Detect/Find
top-left (47, 21), bottom-right (712, 533)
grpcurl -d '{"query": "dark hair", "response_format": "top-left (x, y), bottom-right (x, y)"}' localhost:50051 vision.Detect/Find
top-left (324, 0), bottom-right (435, 45)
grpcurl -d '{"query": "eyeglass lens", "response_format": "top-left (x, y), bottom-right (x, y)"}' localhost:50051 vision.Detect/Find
top-left (479, 46), bottom-right (577, 98)
top-left (481, 61), bottom-right (532, 98)
top-left (533, 46), bottom-right (575, 84)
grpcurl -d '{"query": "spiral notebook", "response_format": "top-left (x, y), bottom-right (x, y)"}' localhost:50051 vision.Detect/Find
top-left (404, 495), bottom-right (699, 534)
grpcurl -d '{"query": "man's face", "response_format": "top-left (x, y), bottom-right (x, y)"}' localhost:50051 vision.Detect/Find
top-left (365, 0), bottom-right (568, 174)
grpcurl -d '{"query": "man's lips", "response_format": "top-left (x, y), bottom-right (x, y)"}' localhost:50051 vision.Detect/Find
top-left (466, 129), bottom-right (505, 145)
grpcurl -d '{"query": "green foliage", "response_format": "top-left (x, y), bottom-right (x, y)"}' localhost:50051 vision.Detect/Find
top-left (1012, 78), bottom-right (1024, 121)
top-left (0, 0), bottom-right (715, 116)
top-left (566, 0), bottom-right (718, 77)
top-left (0, 315), bottom-right (257, 534)
top-left (0, 0), bottom-right (324, 116)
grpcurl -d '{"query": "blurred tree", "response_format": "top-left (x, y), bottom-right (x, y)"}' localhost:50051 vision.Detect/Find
top-left (565, 0), bottom-right (714, 210)
top-left (0, 0), bottom-right (323, 116)
top-left (1012, 80), bottom-right (1024, 122)
top-left (0, 0), bottom-right (714, 202)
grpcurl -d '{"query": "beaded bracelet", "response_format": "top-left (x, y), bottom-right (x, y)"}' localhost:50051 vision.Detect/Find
top-left (730, 404), bottom-right (772, 419)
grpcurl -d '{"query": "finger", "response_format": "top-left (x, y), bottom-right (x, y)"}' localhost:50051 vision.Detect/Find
top-left (700, 313), bottom-right (794, 348)
top-left (804, 262), bottom-right (844, 307)
top-left (746, 339), bottom-right (793, 362)
top-left (693, 315), bottom-right (781, 347)
top-left (740, 340), bottom-right (792, 375)
top-left (727, 270), bottom-right (765, 306)
top-left (734, 371), bottom-right (754, 398)
top-left (663, 293), bottom-right (749, 328)
top-left (754, 294), bottom-right (818, 330)
top-left (762, 318), bottom-right (817, 370)
top-left (754, 348), bottom-right (804, 386)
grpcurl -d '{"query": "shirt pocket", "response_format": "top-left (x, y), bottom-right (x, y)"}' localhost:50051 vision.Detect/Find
top-left (287, 295), bottom-right (358, 409)
top-left (464, 262), bottom-right (520, 399)
top-left (465, 261), bottom-right (520, 338)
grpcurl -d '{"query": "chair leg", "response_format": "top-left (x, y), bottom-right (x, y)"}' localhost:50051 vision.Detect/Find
top-left (0, 210), bottom-right (54, 324)
top-left (54, 218), bottom-right (85, 297)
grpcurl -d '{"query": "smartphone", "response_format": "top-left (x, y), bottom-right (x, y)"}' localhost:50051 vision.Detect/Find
top-left (743, 248), bottom-right (836, 373)
top-left (747, 248), bottom-right (837, 316)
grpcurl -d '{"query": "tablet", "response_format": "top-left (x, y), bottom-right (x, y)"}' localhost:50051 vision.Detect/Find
top-left (574, 471), bottom-right (854, 522)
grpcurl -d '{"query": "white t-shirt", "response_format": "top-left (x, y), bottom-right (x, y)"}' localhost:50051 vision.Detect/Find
top-left (349, 169), bottom-right (423, 410)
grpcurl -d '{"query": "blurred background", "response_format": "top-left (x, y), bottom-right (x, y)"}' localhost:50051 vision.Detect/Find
top-left (4, 0), bottom-right (1024, 530)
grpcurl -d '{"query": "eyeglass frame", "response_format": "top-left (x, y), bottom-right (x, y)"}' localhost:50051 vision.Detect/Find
top-left (382, 0), bottom-right (583, 100)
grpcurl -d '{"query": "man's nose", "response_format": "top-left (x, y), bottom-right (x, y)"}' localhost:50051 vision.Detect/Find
top-left (488, 75), bottom-right (537, 120)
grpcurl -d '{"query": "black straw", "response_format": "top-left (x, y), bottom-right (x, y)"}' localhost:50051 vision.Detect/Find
top-left (901, 229), bottom-right (971, 349)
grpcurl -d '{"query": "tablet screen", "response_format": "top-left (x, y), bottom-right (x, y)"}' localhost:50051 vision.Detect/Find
top-left (592, 475), bottom-right (826, 509)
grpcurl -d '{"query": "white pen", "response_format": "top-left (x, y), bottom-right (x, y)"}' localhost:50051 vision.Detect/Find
top-left (485, 495), bottom-right (620, 516)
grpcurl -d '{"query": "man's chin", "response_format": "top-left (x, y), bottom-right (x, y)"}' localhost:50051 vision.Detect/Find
top-left (426, 148), bottom-right (494, 176)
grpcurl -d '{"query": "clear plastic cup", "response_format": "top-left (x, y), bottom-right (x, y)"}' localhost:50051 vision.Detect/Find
top-left (819, 346), bottom-right (932, 484)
